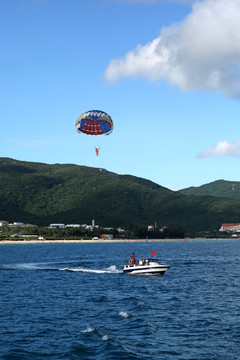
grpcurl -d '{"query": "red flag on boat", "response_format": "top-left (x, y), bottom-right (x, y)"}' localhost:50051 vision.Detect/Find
top-left (152, 251), bottom-right (155, 257)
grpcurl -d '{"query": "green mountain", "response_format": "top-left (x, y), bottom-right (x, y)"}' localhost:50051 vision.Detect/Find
top-left (179, 180), bottom-right (240, 199)
top-left (0, 158), bottom-right (240, 231)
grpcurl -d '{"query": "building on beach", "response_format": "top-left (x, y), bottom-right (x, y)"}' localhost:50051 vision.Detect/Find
top-left (49, 223), bottom-right (65, 229)
top-left (219, 223), bottom-right (240, 233)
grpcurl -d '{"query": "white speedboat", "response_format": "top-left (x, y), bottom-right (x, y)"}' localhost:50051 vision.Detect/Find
top-left (121, 258), bottom-right (170, 275)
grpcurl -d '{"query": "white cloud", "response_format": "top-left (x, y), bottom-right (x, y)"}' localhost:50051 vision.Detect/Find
top-left (198, 140), bottom-right (240, 158)
top-left (104, 0), bottom-right (240, 98)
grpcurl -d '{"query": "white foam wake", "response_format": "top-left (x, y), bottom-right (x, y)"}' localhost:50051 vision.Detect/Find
top-left (119, 311), bottom-right (129, 319)
top-left (81, 326), bottom-right (95, 333)
top-left (60, 265), bottom-right (121, 274)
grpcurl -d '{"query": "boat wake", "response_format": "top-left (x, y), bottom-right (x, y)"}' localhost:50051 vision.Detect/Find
top-left (0, 262), bottom-right (121, 274)
top-left (60, 265), bottom-right (121, 274)
top-left (0, 262), bottom-right (59, 271)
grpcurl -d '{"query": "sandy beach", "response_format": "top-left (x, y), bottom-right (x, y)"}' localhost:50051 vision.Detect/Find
top-left (0, 238), bottom-right (233, 244)
top-left (0, 239), bottom-right (171, 244)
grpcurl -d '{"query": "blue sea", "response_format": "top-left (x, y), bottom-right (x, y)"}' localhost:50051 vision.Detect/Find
top-left (0, 240), bottom-right (240, 360)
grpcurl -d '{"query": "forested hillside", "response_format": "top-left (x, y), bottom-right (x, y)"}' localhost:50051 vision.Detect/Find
top-left (1, 158), bottom-right (240, 231)
top-left (179, 180), bottom-right (240, 199)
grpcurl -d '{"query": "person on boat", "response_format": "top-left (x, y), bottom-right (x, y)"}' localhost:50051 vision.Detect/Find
top-left (131, 253), bottom-right (136, 264)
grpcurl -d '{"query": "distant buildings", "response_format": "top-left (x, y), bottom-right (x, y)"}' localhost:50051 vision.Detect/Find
top-left (147, 225), bottom-right (154, 231)
top-left (0, 221), bottom-right (24, 227)
top-left (10, 222), bottom-right (24, 226)
top-left (65, 224), bottom-right (81, 228)
top-left (49, 220), bottom-right (99, 231)
top-left (219, 223), bottom-right (240, 233)
top-left (49, 223), bottom-right (65, 229)
top-left (148, 224), bottom-right (168, 232)
top-left (0, 219), bottom-right (124, 234)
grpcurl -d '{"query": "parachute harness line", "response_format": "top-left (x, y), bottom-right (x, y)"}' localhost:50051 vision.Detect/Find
top-left (75, 110), bottom-right (113, 136)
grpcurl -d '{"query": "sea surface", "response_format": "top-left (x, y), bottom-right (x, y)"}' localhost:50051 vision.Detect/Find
top-left (0, 240), bottom-right (240, 359)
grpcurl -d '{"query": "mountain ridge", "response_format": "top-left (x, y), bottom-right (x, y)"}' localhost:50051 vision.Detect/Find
top-left (179, 179), bottom-right (240, 199)
top-left (0, 157), bottom-right (240, 231)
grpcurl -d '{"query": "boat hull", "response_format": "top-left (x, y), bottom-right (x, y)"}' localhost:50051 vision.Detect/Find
top-left (122, 263), bottom-right (170, 275)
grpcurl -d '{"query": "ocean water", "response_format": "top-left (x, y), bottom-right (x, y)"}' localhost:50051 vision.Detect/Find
top-left (0, 240), bottom-right (240, 360)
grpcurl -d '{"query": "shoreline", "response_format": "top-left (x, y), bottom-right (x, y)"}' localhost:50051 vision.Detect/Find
top-left (0, 238), bottom-right (236, 244)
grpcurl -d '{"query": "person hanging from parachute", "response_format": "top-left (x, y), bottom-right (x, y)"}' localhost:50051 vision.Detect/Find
top-left (75, 110), bottom-right (113, 156)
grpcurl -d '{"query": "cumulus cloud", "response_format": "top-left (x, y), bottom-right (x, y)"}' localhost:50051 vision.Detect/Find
top-left (198, 140), bottom-right (240, 158)
top-left (104, 0), bottom-right (240, 98)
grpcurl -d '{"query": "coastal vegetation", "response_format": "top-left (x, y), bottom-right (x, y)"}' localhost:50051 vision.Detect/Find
top-left (0, 157), bottom-right (240, 233)
top-left (0, 224), bottom-right (186, 241)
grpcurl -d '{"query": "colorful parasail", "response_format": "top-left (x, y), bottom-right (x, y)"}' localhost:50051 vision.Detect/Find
top-left (75, 110), bottom-right (113, 136)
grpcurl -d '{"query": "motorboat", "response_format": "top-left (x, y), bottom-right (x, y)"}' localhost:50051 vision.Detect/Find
top-left (121, 258), bottom-right (170, 275)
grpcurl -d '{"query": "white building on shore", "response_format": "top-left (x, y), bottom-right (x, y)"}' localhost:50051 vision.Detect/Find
top-left (219, 223), bottom-right (240, 233)
top-left (49, 223), bottom-right (65, 229)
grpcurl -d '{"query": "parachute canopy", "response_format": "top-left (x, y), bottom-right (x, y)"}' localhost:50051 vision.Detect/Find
top-left (75, 110), bottom-right (113, 136)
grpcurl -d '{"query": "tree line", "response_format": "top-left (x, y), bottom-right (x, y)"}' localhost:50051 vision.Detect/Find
top-left (0, 224), bottom-right (185, 240)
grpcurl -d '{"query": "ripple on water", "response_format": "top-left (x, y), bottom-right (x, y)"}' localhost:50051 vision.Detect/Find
top-left (1, 241), bottom-right (240, 359)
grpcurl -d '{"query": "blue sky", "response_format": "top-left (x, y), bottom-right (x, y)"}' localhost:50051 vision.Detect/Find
top-left (1, 0), bottom-right (240, 190)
